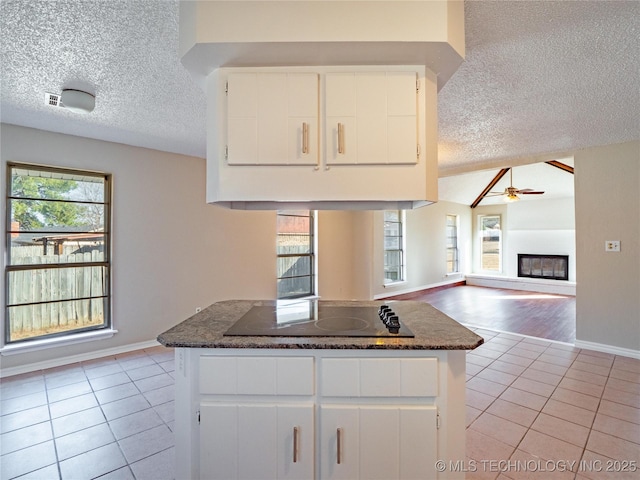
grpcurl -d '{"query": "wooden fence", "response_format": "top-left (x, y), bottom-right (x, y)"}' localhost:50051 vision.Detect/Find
top-left (277, 233), bottom-right (313, 297)
top-left (8, 246), bottom-right (106, 340)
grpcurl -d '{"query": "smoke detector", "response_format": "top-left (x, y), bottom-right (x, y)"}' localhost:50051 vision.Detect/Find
top-left (45, 89), bottom-right (95, 114)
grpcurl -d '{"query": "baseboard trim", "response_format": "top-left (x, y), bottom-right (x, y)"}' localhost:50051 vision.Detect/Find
top-left (375, 279), bottom-right (466, 300)
top-left (574, 339), bottom-right (640, 360)
top-left (0, 339), bottom-right (162, 378)
top-left (461, 324), bottom-right (575, 347)
top-left (465, 274), bottom-right (576, 296)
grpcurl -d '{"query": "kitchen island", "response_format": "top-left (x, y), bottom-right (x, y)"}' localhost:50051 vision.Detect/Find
top-left (158, 299), bottom-right (483, 480)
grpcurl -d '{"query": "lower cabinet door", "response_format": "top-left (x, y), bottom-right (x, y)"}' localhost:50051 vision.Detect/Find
top-left (200, 403), bottom-right (314, 480)
top-left (319, 405), bottom-right (438, 480)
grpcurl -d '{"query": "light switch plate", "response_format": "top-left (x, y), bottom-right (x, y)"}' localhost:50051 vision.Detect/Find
top-left (605, 240), bottom-right (621, 252)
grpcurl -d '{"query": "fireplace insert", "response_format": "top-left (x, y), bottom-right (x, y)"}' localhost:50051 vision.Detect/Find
top-left (518, 254), bottom-right (569, 281)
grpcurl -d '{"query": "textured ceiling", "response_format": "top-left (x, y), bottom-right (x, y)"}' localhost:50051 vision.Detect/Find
top-left (1, 1), bottom-right (639, 175)
top-left (438, 0), bottom-right (640, 173)
top-left (1, 0), bottom-right (206, 157)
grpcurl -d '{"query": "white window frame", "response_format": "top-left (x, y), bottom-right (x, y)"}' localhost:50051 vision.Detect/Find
top-left (4, 162), bottom-right (112, 350)
top-left (479, 214), bottom-right (502, 273)
top-left (446, 214), bottom-right (459, 274)
top-left (276, 210), bottom-right (317, 299)
top-left (383, 210), bottom-right (406, 285)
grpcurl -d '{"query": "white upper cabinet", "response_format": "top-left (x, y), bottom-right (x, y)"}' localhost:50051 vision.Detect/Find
top-left (227, 70), bottom-right (417, 167)
top-left (227, 72), bottom-right (319, 166)
top-left (325, 72), bottom-right (418, 165)
top-left (207, 65), bottom-right (438, 209)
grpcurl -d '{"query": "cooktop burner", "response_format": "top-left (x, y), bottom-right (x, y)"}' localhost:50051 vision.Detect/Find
top-left (224, 300), bottom-right (414, 338)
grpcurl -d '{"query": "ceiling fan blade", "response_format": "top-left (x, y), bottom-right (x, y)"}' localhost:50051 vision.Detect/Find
top-left (518, 190), bottom-right (545, 195)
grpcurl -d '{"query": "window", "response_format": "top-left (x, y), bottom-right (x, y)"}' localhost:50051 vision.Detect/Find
top-left (5, 163), bottom-right (111, 344)
top-left (446, 214), bottom-right (459, 274)
top-left (277, 210), bottom-right (315, 299)
top-left (384, 210), bottom-right (405, 284)
top-left (479, 214), bottom-right (501, 272)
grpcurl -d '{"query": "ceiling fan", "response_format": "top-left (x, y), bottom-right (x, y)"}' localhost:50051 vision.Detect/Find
top-left (486, 168), bottom-right (545, 202)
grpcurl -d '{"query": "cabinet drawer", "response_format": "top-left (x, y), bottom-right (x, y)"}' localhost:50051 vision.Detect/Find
top-left (321, 358), bottom-right (438, 397)
top-left (200, 356), bottom-right (314, 395)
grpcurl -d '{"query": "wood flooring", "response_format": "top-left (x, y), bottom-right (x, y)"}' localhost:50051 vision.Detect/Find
top-left (386, 284), bottom-right (576, 343)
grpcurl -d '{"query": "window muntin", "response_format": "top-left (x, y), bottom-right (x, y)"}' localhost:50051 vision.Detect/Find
top-left (384, 210), bottom-right (405, 284)
top-left (5, 163), bottom-right (111, 344)
top-left (277, 210), bottom-right (315, 299)
top-left (480, 214), bottom-right (501, 272)
top-left (446, 214), bottom-right (459, 274)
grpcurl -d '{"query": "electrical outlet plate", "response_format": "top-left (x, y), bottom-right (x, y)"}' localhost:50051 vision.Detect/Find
top-left (605, 240), bottom-right (620, 252)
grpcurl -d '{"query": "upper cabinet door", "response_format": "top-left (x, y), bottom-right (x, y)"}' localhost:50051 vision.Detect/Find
top-left (325, 73), bottom-right (359, 165)
top-left (325, 72), bottom-right (418, 165)
top-left (227, 72), bottom-right (319, 166)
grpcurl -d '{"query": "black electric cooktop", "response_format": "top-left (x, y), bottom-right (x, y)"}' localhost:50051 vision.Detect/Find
top-left (223, 300), bottom-right (414, 338)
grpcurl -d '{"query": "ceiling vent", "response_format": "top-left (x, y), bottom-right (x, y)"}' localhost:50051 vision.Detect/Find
top-left (45, 92), bottom-right (62, 107)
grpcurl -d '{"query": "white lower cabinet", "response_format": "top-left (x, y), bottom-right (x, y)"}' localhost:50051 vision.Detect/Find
top-left (319, 405), bottom-right (437, 480)
top-left (184, 351), bottom-right (459, 479)
top-left (200, 403), bottom-right (314, 480)
top-left (199, 402), bottom-right (437, 480)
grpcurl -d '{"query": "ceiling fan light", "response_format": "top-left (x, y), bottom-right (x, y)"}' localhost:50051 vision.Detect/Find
top-left (504, 193), bottom-right (520, 203)
top-left (60, 89), bottom-right (95, 114)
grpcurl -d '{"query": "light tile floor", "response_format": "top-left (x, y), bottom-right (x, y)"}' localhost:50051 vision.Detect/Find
top-left (1, 346), bottom-right (175, 480)
top-left (1, 332), bottom-right (639, 480)
top-left (464, 328), bottom-right (640, 480)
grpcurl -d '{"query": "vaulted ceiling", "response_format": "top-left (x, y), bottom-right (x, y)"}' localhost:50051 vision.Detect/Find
top-left (438, 158), bottom-right (574, 207)
top-left (1, 1), bottom-right (639, 187)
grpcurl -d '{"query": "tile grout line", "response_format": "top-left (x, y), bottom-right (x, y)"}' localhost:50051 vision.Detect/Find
top-left (506, 343), bottom-right (585, 477)
top-left (469, 335), bottom-right (640, 480)
top-left (1, 349), bottom-right (175, 480)
top-left (468, 335), bottom-right (590, 478)
top-left (87, 357), bottom-right (134, 480)
top-left (89, 350), bottom-right (174, 479)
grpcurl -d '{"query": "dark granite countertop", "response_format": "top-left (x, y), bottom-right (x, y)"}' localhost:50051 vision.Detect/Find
top-left (157, 300), bottom-right (484, 350)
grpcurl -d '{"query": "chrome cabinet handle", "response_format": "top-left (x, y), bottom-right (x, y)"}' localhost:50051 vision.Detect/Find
top-left (337, 123), bottom-right (345, 154)
top-left (302, 123), bottom-right (309, 154)
top-left (293, 426), bottom-right (299, 463)
top-left (336, 427), bottom-right (343, 464)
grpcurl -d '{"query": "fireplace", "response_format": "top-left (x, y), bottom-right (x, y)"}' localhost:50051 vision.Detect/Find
top-left (518, 254), bottom-right (569, 281)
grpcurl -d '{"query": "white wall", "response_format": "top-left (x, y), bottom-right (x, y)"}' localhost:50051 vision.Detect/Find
top-left (1, 124), bottom-right (278, 370)
top-left (472, 198), bottom-right (576, 281)
top-left (317, 210), bottom-right (358, 299)
top-left (574, 141), bottom-right (640, 354)
top-left (504, 197), bottom-right (576, 281)
top-left (368, 201), bottom-right (472, 299)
